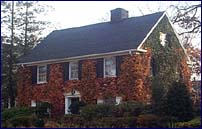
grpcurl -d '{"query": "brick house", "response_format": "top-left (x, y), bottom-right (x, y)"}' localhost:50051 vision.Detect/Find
top-left (17, 8), bottom-right (188, 116)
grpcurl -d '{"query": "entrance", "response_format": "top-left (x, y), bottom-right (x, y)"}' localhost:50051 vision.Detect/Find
top-left (64, 90), bottom-right (81, 114)
top-left (65, 96), bottom-right (80, 114)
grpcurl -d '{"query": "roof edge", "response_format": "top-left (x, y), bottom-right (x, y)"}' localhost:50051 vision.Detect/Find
top-left (18, 49), bottom-right (147, 66)
top-left (137, 11), bottom-right (166, 49)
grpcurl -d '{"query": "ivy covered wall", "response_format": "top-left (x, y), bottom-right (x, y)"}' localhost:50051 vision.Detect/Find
top-left (141, 15), bottom-right (191, 107)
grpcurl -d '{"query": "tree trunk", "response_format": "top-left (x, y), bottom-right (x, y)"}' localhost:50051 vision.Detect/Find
top-left (8, 1), bottom-right (15, 107)
top-left (24, 1), bottom-right (28, 55)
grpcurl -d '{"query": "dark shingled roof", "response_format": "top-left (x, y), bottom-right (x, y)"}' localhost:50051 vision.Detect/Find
top-left (19, 11), bottom-right (164, 63)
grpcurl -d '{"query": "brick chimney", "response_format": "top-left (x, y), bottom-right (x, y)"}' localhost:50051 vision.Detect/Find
top-left (110, 8), bottom-right (128, 23)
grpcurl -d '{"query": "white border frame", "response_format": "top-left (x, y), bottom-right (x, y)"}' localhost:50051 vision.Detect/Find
top-left (69, 61), bottom-right (79, 80)
top-left (104, 56), bottom-right (116, 78)
top-left (37, 64), bottom-right (47, 84)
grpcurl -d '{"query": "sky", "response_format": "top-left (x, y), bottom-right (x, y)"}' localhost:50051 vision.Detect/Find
top-left (39, 1), bottom-right (201, 48)
top-left (39, 1), bottom-right (187, 30)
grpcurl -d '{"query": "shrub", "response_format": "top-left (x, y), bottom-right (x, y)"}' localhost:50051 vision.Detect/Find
top-left (97, 117), bottom-right (136, 128)
top-left (9, 115), bottom-right (36, 127)
top-left (34, 118), bottom-right (45, 127)
top-left (136, 114), bottom-right (164, 127)
top-left (114, 101), bottom-right (145, 117)
top-left (166, 81), bottom-right (193, 121)
top-left (2, 107), bottom-right (33, 122)
top-left (80, 104), bottom-right (114, 120)
top-left (35, 102), bottom-right (52, 118)
top-left (62, 114), bottom-right (85, 127)
top-left (193, 104), bottom-right (201, 116)
top-left (69, 101), bottom-right (86, 114)
top-left (175, 117), bottom-right (201, 128)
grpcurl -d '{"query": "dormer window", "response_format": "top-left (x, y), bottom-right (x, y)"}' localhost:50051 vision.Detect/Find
top-left (159, 32), bottom-right (167, 47)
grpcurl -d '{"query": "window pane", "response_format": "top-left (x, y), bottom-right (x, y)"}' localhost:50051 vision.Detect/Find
top-left (39, 66), bottom-right (46, 73)
top-left (70, 62), bottom-right (78, 79)
top-left (38, 65), bottom-right (47, 83)
top-left (105, 57), bottom-right (116, 77)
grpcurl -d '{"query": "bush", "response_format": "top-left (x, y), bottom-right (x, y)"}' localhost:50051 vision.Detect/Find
top-left (9, 115), bottom-right (36, 127)
top-left (2, 107), bottom-right (34, 127)
top-left (34, 118), bottom-right (45, 127)
top-left (136, 114), bottom-right (164, 127)
top-left (69, 101), bottom-right (86, 114)
top-left (81, 101), bottom-right (145, 120)
top-left (2, 107), bottom-right (33, 122)
top-left (35, 102), bottom-right (52, 118)
top-left (166, 81), bottom-right (193, 121)
top-left (97, 117), bottom-right (136, 128)
top-left (61, 115), bottom-right (136, 128)
top-left (62, 114), bottom-right (85, 127)
top-left (80, 104), bottom-right (114, 120)
top-left (193, 104), bottom-right (201, 116)
top-left (175, 117), bottom-right (201, 128)
top-left (114, 101), bottom-right (145, 117)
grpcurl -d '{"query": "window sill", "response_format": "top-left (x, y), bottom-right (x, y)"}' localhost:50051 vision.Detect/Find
top-left (69, 79), bottom-right (79, 81)
top-left (37, 81), bottom-right (48, 85)
top-left (104, 75), bottom-right (117, 78)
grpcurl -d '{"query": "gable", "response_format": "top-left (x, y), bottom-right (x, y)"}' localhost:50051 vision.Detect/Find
top-left (139, 13), bottom-right (187, 58)
top-left (18, 12), bottom-right (164, 64)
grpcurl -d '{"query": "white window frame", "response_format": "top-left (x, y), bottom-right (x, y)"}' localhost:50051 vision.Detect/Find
top-left (159, 32), bottom-right (167, 47)
top-left (31, 100), bottom-right (36, 107)
top-left (97, 98), bottom-right (104, 104)
top-left (104, 57), bottom-right (116, 78)
top-left (69, 61), bottom-right (79, 80)
top-left (115, 96), bottom-right (122, 105)
top-left (37, 65), bottom-right (47, 84)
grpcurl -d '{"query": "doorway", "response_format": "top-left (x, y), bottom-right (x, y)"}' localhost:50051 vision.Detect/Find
top-left (65, 96), bottom-right (80, 114)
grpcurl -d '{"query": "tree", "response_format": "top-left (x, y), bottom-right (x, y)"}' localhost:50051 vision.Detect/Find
top-left (166, 81), bottom-right (193, 121)
top-left (1, 1), bottom-right (53, 108)
top-left (170, 3), bottom-right (201, 77)
top-left (170, 4), bottom-right (201, 35)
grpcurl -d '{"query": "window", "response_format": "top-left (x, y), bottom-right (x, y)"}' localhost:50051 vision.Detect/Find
top-left (159, 32), bottom-right (167, 46)
top-left (37, 65), bottom-right (47, 84)
top-left (69, 62), bottom-right (78, 80)
top-left (104, 57), bottom-right (116, 77)
top-left (31, 100), bottom-right (36, 107)
top-left (115, 96), bottom-right (122, 105)
top-left (97, 98), bottom-right (104, 104)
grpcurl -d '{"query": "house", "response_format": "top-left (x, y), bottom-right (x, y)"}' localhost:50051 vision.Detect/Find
top-left (17, 8), bottom-right (190, 117)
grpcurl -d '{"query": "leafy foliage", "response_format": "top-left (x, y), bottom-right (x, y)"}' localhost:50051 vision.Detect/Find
top-left (166, 81), bottom-right (193, 121)
top-left (1, 107), bottom-right (36, 127)
top-left (175, 117), bottom-right (201, 128)
top-left (2, 107), bottom-right (33, 122)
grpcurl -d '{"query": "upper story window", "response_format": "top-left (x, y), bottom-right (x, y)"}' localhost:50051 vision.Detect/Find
top-left (159, 32), bottom-right (167, 47)
top-left (69, 61), bottom-right (78, 80)
top-left (37, 65), bottom-right (47, 84)
top-left (104, 57), bottom-right (116, 77)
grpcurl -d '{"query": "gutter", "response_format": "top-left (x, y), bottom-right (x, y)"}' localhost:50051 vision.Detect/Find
top-left (17, 48), bottom-right (147, 66)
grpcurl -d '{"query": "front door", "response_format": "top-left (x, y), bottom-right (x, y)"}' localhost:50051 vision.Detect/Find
top-left (65, 96), bottom-right (80, 114)
top-left (71, 97), bottom-right (79, 105)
